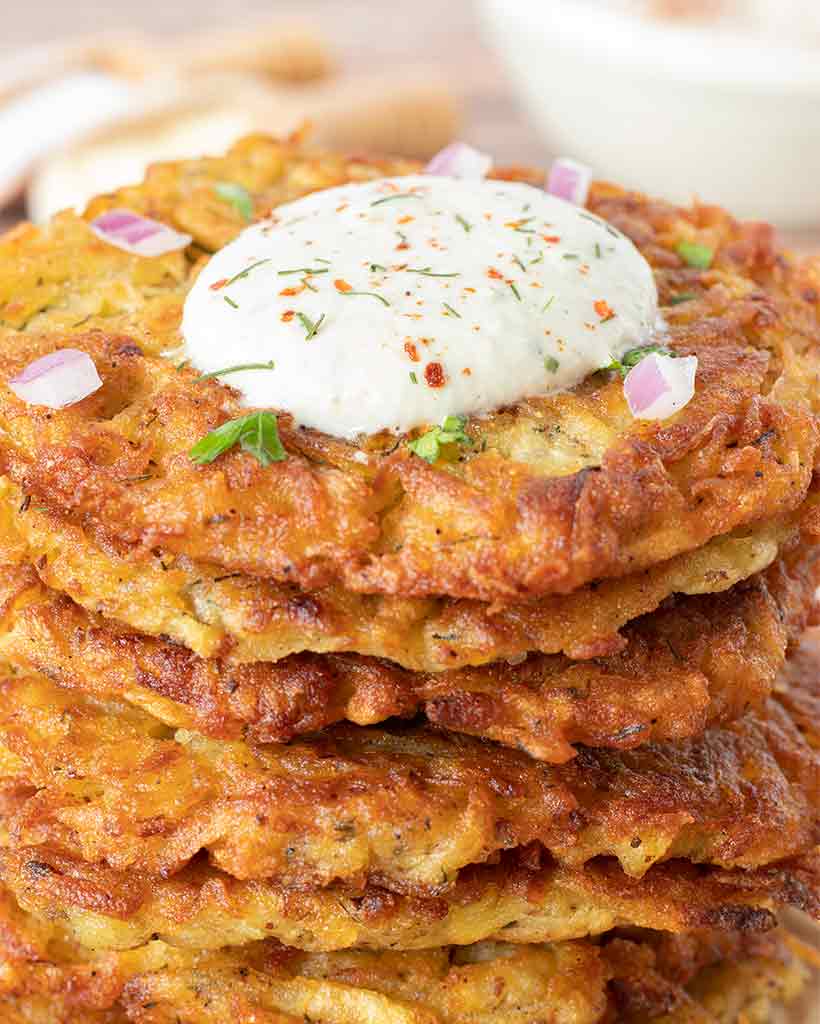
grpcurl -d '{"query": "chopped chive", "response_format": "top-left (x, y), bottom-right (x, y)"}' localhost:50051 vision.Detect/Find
top-left (314, 258), bottom-right (332, 264)
top-left (224, 296), bottom-right (239, 309)
top-left (512, 255), bottom-right (527, 272)
top-left (190, 411), bottom-right (286, 467)
top-left (542, 295), bottom-right (555, 312)
top-left (370, 192), bottom-right (424, 206)
top-left (544, 355), bottom-right (560, 373)
top-left (215, 182), bottom-right (253, 221)
top-left (297, 312), bottom-right (326, 339)
top-left (406, 267), bottom-right (460, 278)
top-left (409, 371), bottom-right (418, 384)
top-left (669, 292), bottom-right (697, 305)
top-left (594, 243), bottom-right (602, 259)
top-left (340, 291), bottom-right (391, 307)
top-left (508, 281), bottom-right (521, 301)
top-left (224, 259), bottom-right (271, 287)
top-left (578, 211), bottom-right (605, 227)
top-left (530, 253), bottom-right (544, 265)
top-left (278, 267), bottom-right (330, 276)
top-left (195, 360), bottom-right (275, 382)
top-left (676, 240), bottom-right (714, 269)
top-left (442, 302), bottom-right (462, 318)
top-left (370, 263), bottom-right (387, 272)
top-left (302, 277), bottom-right (318, 292)
top-left (455, 214), bottom-right (473, 233)
top-left (175, 359), bottom-right (190, 371)
top-left (562, 253), bottom-right (579, 260)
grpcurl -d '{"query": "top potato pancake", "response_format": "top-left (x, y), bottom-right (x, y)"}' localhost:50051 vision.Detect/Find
top-left (0, 136), bottom-right (818, 601)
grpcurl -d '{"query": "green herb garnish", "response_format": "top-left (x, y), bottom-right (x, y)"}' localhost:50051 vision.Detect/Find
top-left (224, 296), bottom-right (239, 309)
top-left (302, 277), bottom-right (318, 292)
top-left (224, 259), bottom-right (271, 287)
top-left (562, 253), bottom-right (579, 261)
top-left (297, 312), bottom-right (325, 339)
top-left (512, 255), bottom-right (527, 272)
top-left (370, 263), bottom-right (387, 272)
top-left (544, 355), bottom-right (560, 373)
top-left (278, 267), bottom-right (330, 277)
top-left (442, 302), bottom-right (461, 318)
top-left (406, 267), bottom-right (460, 278)
top-left (669, 292), bottom-right (697, 306)
top-left (195, 361), bottom-right (275, 382)
top-left (215, 182), bottom-right (253, 222)
top-left (508, 281), bottom-right (521, 301)
top-left (530, 253), bottom-right (544, 266)
top-left (676, 240), bottom-right (713, 269)
top-left (407, 415), bottom-right (472, 463)
top-left (455, 214), bottom-right (473, 233)
top-left (606, 344), bottom-right (673, 377)
top-left (409, 371), bottom-right (418, 384)
top-left (594, 243), bottom-right (602, 259)
top-left (370, 192), bottom-right (424, 206)
top-left (340, 291), bottom-right (391, 307)
top-left (189, 411), bottom-right (286, 466)
top-left (542, 295), bottom-right (555, 312)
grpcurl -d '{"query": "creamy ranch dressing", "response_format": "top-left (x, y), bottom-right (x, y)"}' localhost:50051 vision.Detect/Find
top-left (182, 175), bottom-right (659, 438)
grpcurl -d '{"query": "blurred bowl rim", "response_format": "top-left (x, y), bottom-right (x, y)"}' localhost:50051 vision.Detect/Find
top-left (481, 0), bottom-right (820, 94)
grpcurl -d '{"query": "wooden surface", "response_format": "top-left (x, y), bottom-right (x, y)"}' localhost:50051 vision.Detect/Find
top-left (1, 0), bottom-right (818, 253)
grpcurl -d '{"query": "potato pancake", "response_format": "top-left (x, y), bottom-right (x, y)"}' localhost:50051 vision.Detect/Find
top-left (0, 137), bottom-right (818, 604)
top-left (0, 646), bottom-right (815, 892)
top-left (0, 543), bottom-right (814, 761)
top-left (0, 843), bottom-right (816, 953)
top-left (0, 473), bottom-right (814, 671)
top-left (0, 882), bottom-right (809, 1024)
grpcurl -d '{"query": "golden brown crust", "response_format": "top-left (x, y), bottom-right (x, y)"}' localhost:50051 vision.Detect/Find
top-left (0, 137), bottom-right (818, 602)
top-left (0, 650), bottom-right (816, 894)
top-left (0, 872), bottom-right (806, 1024)
top-left (0, 543), bottom-right (814, 761)
top-left (0, 844), bottom-right (816, 954)
top-left (0, 472), bottom-right (808, 671)
top-left (0, 881), bottom-right (807, 1024)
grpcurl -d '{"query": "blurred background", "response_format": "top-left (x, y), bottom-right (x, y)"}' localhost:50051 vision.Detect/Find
top-left (1, 0), bottom-right (819, 250)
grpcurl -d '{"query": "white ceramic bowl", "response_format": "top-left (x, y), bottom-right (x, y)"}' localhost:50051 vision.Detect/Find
top-left (477, 0), bottom-right (820, 227)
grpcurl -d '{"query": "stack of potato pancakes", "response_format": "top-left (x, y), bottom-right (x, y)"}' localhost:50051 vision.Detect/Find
top-left (0, 135), bottom-right (817, 1023)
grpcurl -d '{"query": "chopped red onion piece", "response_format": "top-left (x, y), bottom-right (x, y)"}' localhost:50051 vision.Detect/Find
top-left (547, 158), bottom-right (593, 206)
top-left (90, 209), bottom-right (192, 257)
top-left (8, 349), bottom-right (102, 409)
top-left (425, 142), bottom-right (493, 180)
top-left (624, 352), bottom-right (698, 420)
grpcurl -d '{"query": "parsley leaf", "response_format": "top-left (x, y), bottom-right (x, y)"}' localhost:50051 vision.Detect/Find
top-left (407, 415), bottom-right (472, 463)
top-left (606, 344), bottom-right (674, 378)
top-left (190, 411), bottom-right (286, 467)
top-left (216, 182), bottom-right (254, 222)
top-left (676, 240), bottom-right (713, 269)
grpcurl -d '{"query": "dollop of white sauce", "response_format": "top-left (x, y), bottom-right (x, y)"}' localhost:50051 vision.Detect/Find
top-left (182, 175), bottom-right (659, 437)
